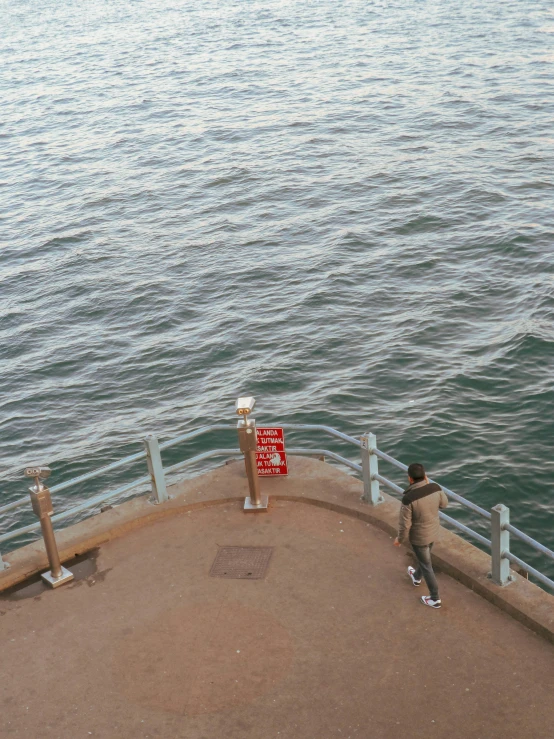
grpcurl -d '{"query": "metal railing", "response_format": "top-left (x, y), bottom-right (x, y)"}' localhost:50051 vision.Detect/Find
top-left (1, 423), bottom-right (553, 594)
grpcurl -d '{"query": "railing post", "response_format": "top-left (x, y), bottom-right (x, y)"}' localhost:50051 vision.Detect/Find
top-left (491, 504), bottom-right (511, 586)
top-left (361, 432), bottom-right (383, 506)
top-left (0, 552), bottom-right (9, 571)
top-left (144, 435), bottom-right (168, 504)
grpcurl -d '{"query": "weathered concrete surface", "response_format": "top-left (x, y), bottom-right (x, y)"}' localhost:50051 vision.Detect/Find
top-left (1, 457), bottom-right (553, 646)
top-left (1, 490), bottom-right (554, 738)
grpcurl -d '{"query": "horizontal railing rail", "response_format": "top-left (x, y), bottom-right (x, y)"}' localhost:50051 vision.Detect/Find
top-left (0, 442), bottom-right (356, 546)
top-left (288, 448), bottom-right (362, 473)
top-left (163, 447), bottom-right (240, 476)
top-left (1, 421), bottom-right (553, 592)
top-left (504, 551), bottom-right (554, 592)
top-left (0, 425), bottom-right (239, 518)
top-left (0, 475), bottom-right (152, 546)
top-left (372, 448), bottom-right (553, 591)
top-left (158, 425), bottom-right (236, 452)
top-left (276, 424), bottom-right (363, 449)
top-left (372, 448), bottom-right (491, 520)
top-left (504, 523), bottom-right (554, 563)
top-left (373, 472), bottom-right (492, 548)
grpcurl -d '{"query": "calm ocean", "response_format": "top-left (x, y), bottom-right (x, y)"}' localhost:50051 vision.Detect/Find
top-left (1, 0), bottom-right (553, 575)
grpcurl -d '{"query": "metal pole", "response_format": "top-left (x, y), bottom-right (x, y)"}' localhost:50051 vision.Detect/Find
top-left (490, 503), bottom-right (511, 586)
top-left (361, 432), bottom-right (383, 506)
top-left (28, 474), bottom-right (73, 588)
top-left (237, 416), bottom-right (268, 511)
top-left (246, 454), bottom-right (261, 506)
top-left (144, 434), bottom-right (169, 504)
top-left (40, 514), bottom-right (63, 579)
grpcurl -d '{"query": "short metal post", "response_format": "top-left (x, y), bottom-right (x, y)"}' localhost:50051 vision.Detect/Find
top-left (41, 514), bottom-right (63, 580)
top-left (490, 504), bottom-right (511, 586)
top-left (237, 416), bottom-right (268, 511)
top-left (144, 434), bottom-right (168, 504)
top-left (0, 552), bottom-right (9, 571)
top-left (27, 471), bottom-right (73, 588)
top-left (361, 432), bottom-right (383, 505)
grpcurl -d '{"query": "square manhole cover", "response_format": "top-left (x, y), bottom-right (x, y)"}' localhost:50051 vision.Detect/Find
top-left (210, 546), bottom-right (273, 580)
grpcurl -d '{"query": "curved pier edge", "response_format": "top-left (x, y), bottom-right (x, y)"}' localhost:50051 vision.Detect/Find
top-left (1, 455), bottom-right (553, 644)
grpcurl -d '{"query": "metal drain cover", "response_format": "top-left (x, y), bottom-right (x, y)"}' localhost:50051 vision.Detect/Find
top-left (210, 546), bottom-right (273, 580)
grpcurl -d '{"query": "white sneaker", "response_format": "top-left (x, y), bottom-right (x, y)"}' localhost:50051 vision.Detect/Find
top-left (420, 596), bottom-right (441, 609)
top-left (407, 566), bottom-right (421, 586)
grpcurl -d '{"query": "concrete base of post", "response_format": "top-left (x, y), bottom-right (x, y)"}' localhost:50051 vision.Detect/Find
top-left (41, 566), bottom-right (74, 588)
top-left (244, 495), bottom-right (269, 511)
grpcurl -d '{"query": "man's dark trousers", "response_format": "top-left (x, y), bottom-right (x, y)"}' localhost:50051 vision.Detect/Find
top-left (412, 543), bottom-right (439, 600)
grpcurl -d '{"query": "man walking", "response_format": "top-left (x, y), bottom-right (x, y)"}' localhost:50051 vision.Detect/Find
top-left (394, 463), bottom-right (448, 608)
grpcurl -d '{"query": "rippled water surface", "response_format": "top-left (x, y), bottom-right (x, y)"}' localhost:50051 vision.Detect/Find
top-left (1, 0), bottom-right (554, 574)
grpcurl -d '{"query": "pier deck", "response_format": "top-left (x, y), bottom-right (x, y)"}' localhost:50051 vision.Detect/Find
top-left (1, 458), bottom-right (553, 738)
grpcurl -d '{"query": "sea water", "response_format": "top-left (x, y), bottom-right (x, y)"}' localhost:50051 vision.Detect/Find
top-left (1, 0), bottom-right (553, 575)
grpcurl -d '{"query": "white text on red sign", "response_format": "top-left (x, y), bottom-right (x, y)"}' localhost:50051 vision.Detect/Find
top-left (256, 427), bottom-right (285, 452)
top-left (256, 451), bottom-right (288, 476)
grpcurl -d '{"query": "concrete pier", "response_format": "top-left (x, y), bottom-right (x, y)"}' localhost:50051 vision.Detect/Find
top-left (1, 457), bottom-right (553, 738)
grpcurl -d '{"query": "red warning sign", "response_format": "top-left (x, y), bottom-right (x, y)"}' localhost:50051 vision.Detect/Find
top-left (256, 427), bottom-right (285, 452)
top-left (256, 427), bottom-right (288, 476)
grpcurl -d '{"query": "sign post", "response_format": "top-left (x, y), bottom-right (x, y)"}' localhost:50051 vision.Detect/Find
top-left (235, 397), bottom-right (269, 511)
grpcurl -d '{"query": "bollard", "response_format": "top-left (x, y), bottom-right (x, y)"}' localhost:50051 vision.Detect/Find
top-left (144, 434), bottom-right (169, 504)
top-left (235, 397), bottom-right (268, 511)
top-left (361, 433), bottom-right (383, 506)
top-left (490, 503), bottom-right (511, 586)
top-left (25, 467), bottom-right (73, 588)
